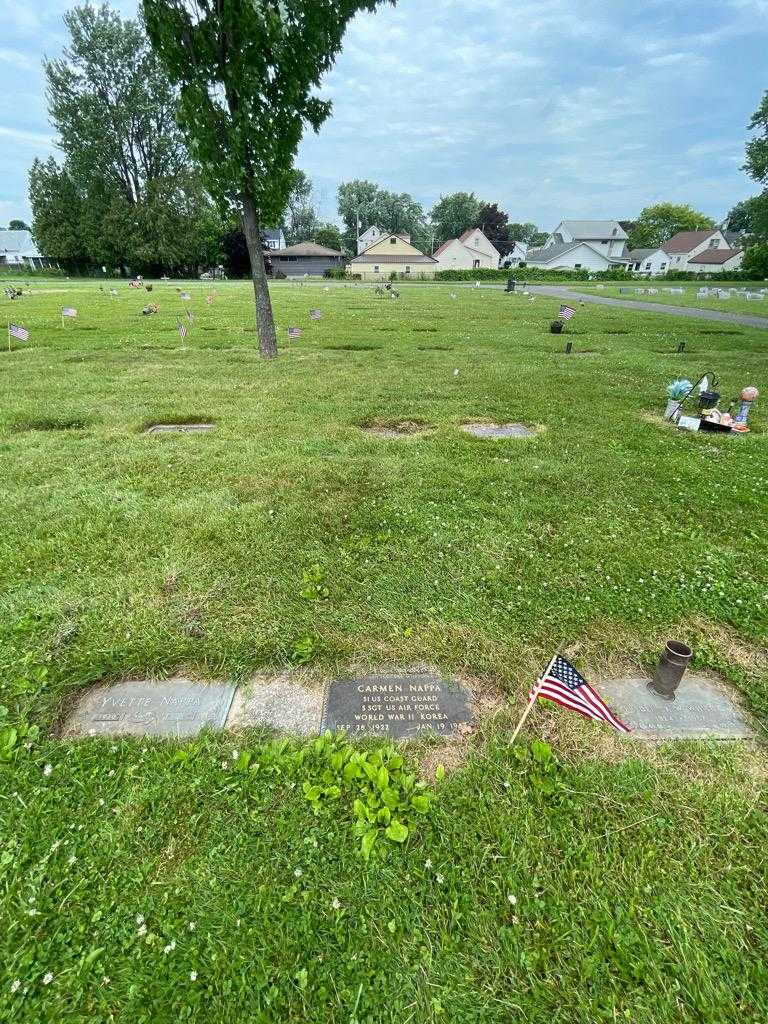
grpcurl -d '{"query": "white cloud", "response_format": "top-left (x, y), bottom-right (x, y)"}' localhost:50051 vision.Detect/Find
top-left (0, 47), bottom-right (40, 72)
top-left (0, 124), bottom-right (55, 148)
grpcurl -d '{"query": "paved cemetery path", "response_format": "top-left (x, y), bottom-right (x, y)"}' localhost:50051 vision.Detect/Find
top-left (527, 285), bottom-right (768, 330)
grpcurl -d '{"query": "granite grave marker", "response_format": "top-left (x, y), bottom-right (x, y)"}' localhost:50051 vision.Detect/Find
top-left (599, 674), bottom-right (752, 740)
top-left (62, 677), bottom-right (236, 739)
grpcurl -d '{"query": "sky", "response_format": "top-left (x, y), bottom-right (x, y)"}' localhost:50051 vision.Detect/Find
top-left (1, 0), bottom-right (767, 232)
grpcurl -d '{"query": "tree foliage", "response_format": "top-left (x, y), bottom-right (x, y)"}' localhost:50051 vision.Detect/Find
top-left (313, 223), bottom-right (344, 251)
top-left (143, 0), bottom-right (393, 356)
top-left (476, 203), bottom-right (508, 240)
top-left (507, 222), bottom-right (547, 247)
top-left (429, 192), bottom-right (482, 244)
top-left (337, 179), bottom-right (425, 252)
top-left (745, 90), bottom-right (768, 185)
top-left (30, 4), bottom-right (223, 273)
top-left (627, 203), bottom-right (715, 250)
top-left (8, 219), bottom-right (30, 231)
top-left (727, 194), bottom-right (768, 241)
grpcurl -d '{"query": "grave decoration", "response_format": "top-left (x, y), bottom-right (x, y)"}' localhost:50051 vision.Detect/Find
top-left (511, 654), bottom-right (630, 742)
top-left (647, 640), bottom-right (692, 701)
top-left (662, 373), bottom-right (758, 434)
top-left (550, 304), bottom-right (575, 334)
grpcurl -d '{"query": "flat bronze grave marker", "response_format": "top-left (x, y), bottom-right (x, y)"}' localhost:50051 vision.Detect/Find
top-left (62, 677), bottom-right (236, 739)
top-left (321, 669), bottom-right (473, 740)
top-left (599, 674), bottom-right (752, 740)
top-left (145, 423), bottom-right (214, 434)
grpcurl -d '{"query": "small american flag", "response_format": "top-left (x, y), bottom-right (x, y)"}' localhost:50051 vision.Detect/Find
top-left (129, 281), bottom-right (141, 289)
top-left (9, 323), bottom-right (29, 341)
top-left (205, 294), bottom-right (214, 306)
top-left (287, 326), bottom-right (302, 338)
top-left (558, 305), bottom-right (576, 321)
top-left (532, 655), bottom-right (630, 733)
top-left (180, 291), bottom-right (191, 301)
top-left (309, 309), bottom-right (322, 320)
top-left (62, 307), bottom-right (77, 317)
top-left (177, 321), bottom-right (188, 339)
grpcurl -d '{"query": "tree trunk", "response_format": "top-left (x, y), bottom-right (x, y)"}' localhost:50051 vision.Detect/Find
top-left (241, 191), bottom-right (278, 358)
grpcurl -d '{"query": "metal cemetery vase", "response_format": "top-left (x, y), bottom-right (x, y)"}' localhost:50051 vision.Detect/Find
top-left (647, 640), bottom-right (693, 702)
top-left (550, 321), bottom-right (563, 334)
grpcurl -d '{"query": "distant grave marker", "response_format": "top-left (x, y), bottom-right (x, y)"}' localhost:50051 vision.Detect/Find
top-left (321, 669), bottom-right (473, 740)
top-left (599, 674), bottom-right (752, 740)
top-left (461, 422), bottom-right (533, 439)
top-left (62, 677), bottom-right (236, 739)
top-left (361, 421), bottom-right (428, 439)
top-left (145, 423), bottom-right (214, 434)
top-left (227, 676), bottom-right (322, 735)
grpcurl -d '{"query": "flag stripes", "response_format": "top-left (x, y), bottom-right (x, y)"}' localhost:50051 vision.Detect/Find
top-left (177, 321), bottom-right (188, 339)
top-left (287, 326), bottom-right (302, 338)
top-left (9, 323), bottom-right (29, 341)
top-left (309, 309), bottom-right (322, 320)
top-left (531, 655), bottom-right (630, 734)
top-left (62, 307), bottom-right (77, 317)
top-left (558, 305), bottom-right (575, 321)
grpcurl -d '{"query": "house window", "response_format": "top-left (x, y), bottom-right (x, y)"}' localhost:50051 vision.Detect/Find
top-left (374, 265), bottom-right (379, 273)
top-left (574, 263), bottom-right (582, 269)
top-left (390, 237), bottom-right (396, 244)
top-left (708, 238), bottom-right (719, 248)
top-left (473, 259), bottom-right (480, 269)
top-left (660, 262), bottom-right (667, 270)
top-left (405, 266), bottom-right (411, 274)
top-left (645, 262), bottom-right (652, 270)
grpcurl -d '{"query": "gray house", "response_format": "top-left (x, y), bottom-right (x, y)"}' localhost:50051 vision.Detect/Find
top-left (271, 241), bottom-right (345, 277)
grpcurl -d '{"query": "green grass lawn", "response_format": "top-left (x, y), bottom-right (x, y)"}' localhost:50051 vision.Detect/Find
top-left (1, 279), bottom-right (767, 1023)
top-left (570, 282), bottom-right (768, 317)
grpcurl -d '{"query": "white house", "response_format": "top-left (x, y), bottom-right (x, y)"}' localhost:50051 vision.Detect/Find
top-left (687, 247), bottom-right (744, 274)
top-left (527, 220), bottom-right (631, 271)
top-left (432, 228), bottom-right (500, 270)
top-left (627, 248), bottom-right (669, 276)
top-left (357, 225), bottom-right (388, 254)
top-left (0, 229), bottom-right (45, 268)
top-left (494, 240), bottom-right (528, 268)
top-left (661, 229), bottom-right (731, 271)
top-left (262, 228), bottom-right (286, 250)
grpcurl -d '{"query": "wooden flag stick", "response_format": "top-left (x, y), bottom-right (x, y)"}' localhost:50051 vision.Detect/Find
top-left (509, 652), bottom-right (558, 745)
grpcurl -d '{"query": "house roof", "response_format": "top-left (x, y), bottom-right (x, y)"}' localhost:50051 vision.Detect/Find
top-left (722, 231), bottom-right (742, 247)
top-left (273, 241), bottom-right (343, 257)
top-left (662, 230), bottom-right (716, 254)
top-left (0, 229), bottom-right (41, 257)
top-left (357, 232), bottom-right (414, 256)
top-left (627, 248), bottom-right (662, 261)
top-left (559, 220), bottom-right (628, 240)
top-left (432, 239), bottom-right (455, 258)
top-left (350, 253), bottom-right (437, 264)
top-left (528, 240), bottom-right (630, 265)
top-left (688, 247), bottom-right (742, 265)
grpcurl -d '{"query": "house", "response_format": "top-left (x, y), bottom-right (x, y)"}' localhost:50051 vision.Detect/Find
top-left (0, 229), bottom-right (46, 268)
top-left (347, 232), bottom-right (437, 281)
top-left (687, 247), bottom-right (744, 274)
top-left (661, 229), bottom-right (731, 271)
top-left (357, 225), bottom-right (387, 254)
top-left (495, 240), bottom-right (528, 268)
top-left (627, 248), bottom-right (669, 276)
top-left (270, 241), bottom-right (345, 277)
top-left (526, 220), bottom-right (631, 271)
top-left (432, 228), bottom-right (500, 270)
top-left (261, 228), bottom-right (286, 250)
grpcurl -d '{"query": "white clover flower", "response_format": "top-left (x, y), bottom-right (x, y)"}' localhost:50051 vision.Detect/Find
top-left (102, 976), bottom-right (110, 985)
top-left (424, 859), bottom-right (432, 870)
top-left (135, 914), bottom-right (145, 925)
top-left (294, 868), bottom-right (303, 878)
top-left (43, 764), bottom-right (53, 777)
top-left (189, 971), bottom-right (198, 982)
top-left (10, 980), bottom-right (21, 993)
top-left (137, 924), bottom-right (147, 937)
top-left (507, 894), bottom-right (517, 905)
top-left (187, 922), bottom-right (196, 932)
top-left (43, 973), bottom-right (53, 985)
top-left (435, 873), bottom-right (444, 884)
top-left (163, 941), bottom-right (176, 954)
top-left (331, 898), bottom-right (341, 911)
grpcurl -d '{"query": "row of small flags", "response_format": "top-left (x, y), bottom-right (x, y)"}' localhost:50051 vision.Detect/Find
top-left (287, 308), bottom-right (321, 339)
